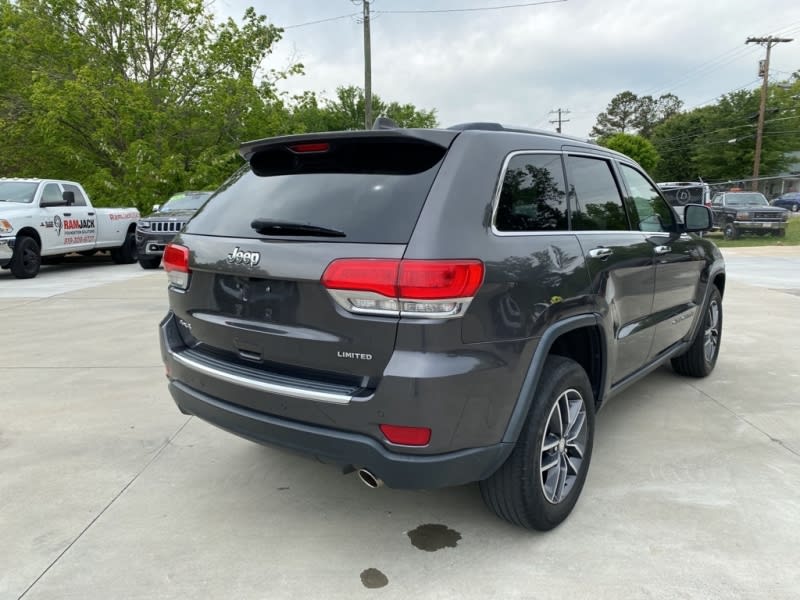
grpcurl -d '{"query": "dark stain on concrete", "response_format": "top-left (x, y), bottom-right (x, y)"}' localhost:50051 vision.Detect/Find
top-left (407, 523), bottom-right (462, 552)
top-left (360, 568), bottom-right (389, 589)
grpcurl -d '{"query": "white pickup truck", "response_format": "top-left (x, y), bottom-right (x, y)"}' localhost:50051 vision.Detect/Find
top-left (0, 178), bottom-right (140, 279)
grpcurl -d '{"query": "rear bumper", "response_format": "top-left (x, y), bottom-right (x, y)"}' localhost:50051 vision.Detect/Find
top-left (159, 311), bottom-right (515, 488)
top-left (168, 379), bottom-right (510, 489)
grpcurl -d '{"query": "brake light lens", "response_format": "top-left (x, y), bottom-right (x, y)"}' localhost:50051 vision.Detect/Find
top-left (322, 258), bottom-right (484, 319)
top-left (289, 142), bottom-right (330, 153)
top-left (379, 424), bottom-right (431, 446)
top-left (163, 243), bottom-right (190, 289)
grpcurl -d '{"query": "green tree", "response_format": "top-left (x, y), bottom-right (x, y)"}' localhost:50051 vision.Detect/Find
top-left (601, 133), bottom-right (660, 173)
top-left (0, 0), bottom-right (299, 211)
top-left (592, 91), bottom-right (684, 139)
top-left (290, 85), bottom-right (438, 132)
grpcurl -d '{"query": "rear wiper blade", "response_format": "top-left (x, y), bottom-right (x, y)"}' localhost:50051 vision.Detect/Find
top-left (250, 219), bottom-right (346, 237)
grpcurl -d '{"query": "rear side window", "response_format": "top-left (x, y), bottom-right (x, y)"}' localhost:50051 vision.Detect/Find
top-left (566, 156), bottom-right (630, 231)
top-left (495, 153), bottom-right (568, 232)
top-left (185, 138), bottom-right (448, 244)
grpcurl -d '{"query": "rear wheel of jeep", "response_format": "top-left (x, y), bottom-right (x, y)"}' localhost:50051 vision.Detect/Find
top-left (671, 286), bottom-right (722, 377)
top-left (479, 356), bottom-right (595, 531)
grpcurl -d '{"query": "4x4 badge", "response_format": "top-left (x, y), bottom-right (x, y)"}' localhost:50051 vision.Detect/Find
top-left (226, 246), bottom-right (261, 267)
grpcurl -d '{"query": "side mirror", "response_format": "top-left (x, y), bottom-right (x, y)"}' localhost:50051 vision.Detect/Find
top-left (684, 204), bottom-right (713, 232)
top-left (62, 191), bottom-right (75, 206)
top-left (152, 204), bottom-right (161, 213)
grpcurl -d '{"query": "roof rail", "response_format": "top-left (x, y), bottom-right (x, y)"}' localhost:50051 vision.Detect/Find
top-left (447, 122), bottom-right (505, 131)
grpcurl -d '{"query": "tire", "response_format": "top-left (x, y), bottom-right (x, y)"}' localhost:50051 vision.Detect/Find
top-left (10, 236), bottom-right (42, 279)
top-left (111, 230), bottom-right (137, 264)
top-left (723, 223), bottom-right (738, 240)
top-left (138, 256), bottom-right (161, 269)
top-left (479, 356), bottom-right (595, 531)
top-left (792, 204), bottom-right (799, 213)
top-left (671, 286), bottom-right (722, 378)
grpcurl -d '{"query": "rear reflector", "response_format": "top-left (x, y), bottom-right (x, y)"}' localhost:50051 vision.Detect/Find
top-left (322, 258), bottom-right (484, 319)
top-left (379, 424), bottom-right (431, 446)
top-left (163, 243), bottom-right (190, 289)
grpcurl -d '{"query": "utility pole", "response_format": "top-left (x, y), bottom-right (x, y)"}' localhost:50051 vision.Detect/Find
top-left (549, 108), bottom-right (571, 133)
top-left (361, 0), bottom-right (373, 129)
top-left (745, 36), bottom-right (793, 190)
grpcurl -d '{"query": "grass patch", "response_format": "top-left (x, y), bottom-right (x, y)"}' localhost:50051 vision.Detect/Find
top-left (708, 217), bottom-right (800, 247)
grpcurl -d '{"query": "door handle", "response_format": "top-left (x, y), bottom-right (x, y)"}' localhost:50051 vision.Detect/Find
top-left (63, 212), bottom-right (72, 216)
top-left (654, 245), bottom-right (671, 255)
top-left (88, 212), bottom-right (95, 216)
top-left (588, 247), bottom-right (613, 259)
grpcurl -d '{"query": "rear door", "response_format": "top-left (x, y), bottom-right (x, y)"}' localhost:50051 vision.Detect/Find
top-left (565, 154), bottom-right (656, 384)
top-left (171, 131), bottom-right (458, 391)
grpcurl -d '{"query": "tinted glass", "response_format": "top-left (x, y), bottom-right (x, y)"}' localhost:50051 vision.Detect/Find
top-left (726, 193), bottom-right (769, 207)
top-left (659, 186), bottom-right (705, 206)
top-left (566, 156), bottom-right (629, 231)
top-left (162, 192), bottom-right (212, 211)
top-left (620, 164), bottom-right (675, 233)
top-left (495, 154), bottom-right (568, 232)
top-left (0, 181), bottom-right (38, 203)
top-left (62, 184), bottom-right (88, 207)
top-left (41, 183), bottom-right (61, 204)
top-left (186, 141), bottom-right (447, 244)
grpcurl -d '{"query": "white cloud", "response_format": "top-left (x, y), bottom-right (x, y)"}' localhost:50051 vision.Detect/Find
top-left (219, 0), bottom-right (800, 136)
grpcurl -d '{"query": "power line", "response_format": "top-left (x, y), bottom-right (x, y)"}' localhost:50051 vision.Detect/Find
top-left (283, 13), bottom-right (359, 29)
top-left (374, 0), bottom-right (567, 15)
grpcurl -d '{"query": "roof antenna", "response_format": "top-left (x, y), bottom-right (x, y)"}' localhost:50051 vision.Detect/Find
top-left (372, 115), bottom-right (398, 130)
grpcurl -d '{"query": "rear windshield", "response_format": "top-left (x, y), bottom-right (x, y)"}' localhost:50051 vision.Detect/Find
top-left (184, 139), bottom-right (447, 244)
top-left (659, 187), bottom-right (705, 206)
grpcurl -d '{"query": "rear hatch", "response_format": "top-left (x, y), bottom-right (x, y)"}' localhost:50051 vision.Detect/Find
top-left (168, 129), bottom-right (459, 393)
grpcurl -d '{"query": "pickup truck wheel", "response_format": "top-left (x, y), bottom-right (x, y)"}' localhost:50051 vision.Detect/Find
top-left (138, 256), bottom-right (161, 269)
top-left (111, 230), bottom-right (137, 264)
top-left (723, 223), bottom-right (738, 240)
top-left (671, 286), bottom-right (722, 378)
top-left (10, 236), bottom-right (42, 279)
top-left (479, 356), bottom-right (595, 531)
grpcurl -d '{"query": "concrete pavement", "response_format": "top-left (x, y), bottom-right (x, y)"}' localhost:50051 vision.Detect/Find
top-left (1, 251), bottom-right (799, 599)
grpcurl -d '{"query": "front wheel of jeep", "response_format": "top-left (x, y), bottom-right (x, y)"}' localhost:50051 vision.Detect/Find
top-left (479, 356), bottom-right (595, 531)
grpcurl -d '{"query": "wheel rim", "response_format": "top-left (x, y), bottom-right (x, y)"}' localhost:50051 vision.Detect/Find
top-left (724, 225), bottom-right (733, 238)
top-left (539, 389), bottom-right (588, 504)
top-left (703, 299), bottom-right (720, 363)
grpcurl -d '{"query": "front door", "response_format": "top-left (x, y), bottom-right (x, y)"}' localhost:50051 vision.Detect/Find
top-left (565, 154), bottom-right (656, 385)
top-left (617, 163), bottom-right (706, 359)
top-left (60, 183), bottom-right (97, 251)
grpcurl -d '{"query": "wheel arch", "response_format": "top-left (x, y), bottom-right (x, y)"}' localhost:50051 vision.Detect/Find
top-left (16, 227), bottom-right (42, 247)
top-left (501, 314), bottom-right (606, 445)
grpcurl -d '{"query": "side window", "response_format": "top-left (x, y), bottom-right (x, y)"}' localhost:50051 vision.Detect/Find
top-left (619, 164), bottom-right (675, 233)
top-left (62, 184), bottom-right (88, 207)
top-left (41, 183), bottom-right (62, 204)
top-left (495, 153), bottom-right (568, 232)
top-left (566, 156), bottom-right (629, 231)
top-left (712, 194), bottom-right (723, 206)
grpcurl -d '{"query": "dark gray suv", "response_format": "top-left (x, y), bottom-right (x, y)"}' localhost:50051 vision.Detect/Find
top-left (159, 123), bottom-right (725, 530)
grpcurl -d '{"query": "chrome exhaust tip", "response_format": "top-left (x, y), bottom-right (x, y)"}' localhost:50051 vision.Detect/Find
top-left (357, 468), bottom-right (383, 489)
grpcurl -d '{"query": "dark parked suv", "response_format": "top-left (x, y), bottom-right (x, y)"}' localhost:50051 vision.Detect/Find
top-left (159, 123), bottom-right (725, 530)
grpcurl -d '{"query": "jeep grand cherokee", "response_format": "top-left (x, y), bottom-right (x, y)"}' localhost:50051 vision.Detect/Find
top-left (159, 123), bottom-right (725, 530)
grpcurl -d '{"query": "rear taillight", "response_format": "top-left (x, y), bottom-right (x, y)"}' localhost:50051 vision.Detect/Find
top-left (163, 243), bottom-right (190, 290)
top-left (322, 258), bottom-right (484, 319)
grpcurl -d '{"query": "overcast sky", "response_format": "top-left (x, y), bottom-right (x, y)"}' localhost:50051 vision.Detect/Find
top-left (215, 0), bottom-right (800, 137)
